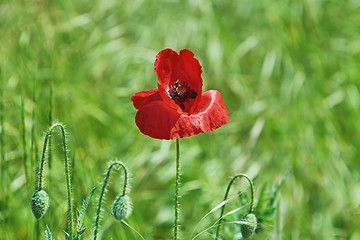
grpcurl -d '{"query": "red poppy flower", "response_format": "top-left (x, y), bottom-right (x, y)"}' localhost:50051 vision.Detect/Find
top-left (131, 48), bottom-right (229, 140)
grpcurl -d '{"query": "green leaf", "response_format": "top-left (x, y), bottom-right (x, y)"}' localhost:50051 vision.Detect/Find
top-left (269, 169), bottom-right (291, 206)
top-left (77, 228), bottom-right (86, 236)
top-left (45, 226), bottom-right (53, 240)
top-left (255, 183), bottom-right (268, 214)
top-left (77, 187), bottom-right (96, 232)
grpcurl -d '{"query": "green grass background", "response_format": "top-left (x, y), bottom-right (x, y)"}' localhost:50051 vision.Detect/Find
top-left (1, 0), bottom-right (360, 239)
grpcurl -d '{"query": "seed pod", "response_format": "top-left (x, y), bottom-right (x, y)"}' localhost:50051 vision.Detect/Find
top-left (31, 190), bottom-right (49, 219)
top-left (111, 195), bottom-right (132, 221)
top-left (241, 213), bottom-right (257, 239)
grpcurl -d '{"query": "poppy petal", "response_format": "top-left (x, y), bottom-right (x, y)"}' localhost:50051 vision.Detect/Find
top-left (154, 49), bottom-right (204, 114)
top-left (135, 90), bottom-right (229, 140)
top-left (131, 89), bottom-right (161, 110)
top-left (178, 49), bottom-right (203, 95)
top-left (135, 101), bottom-right (181, 140)
top-left (174, 90), bottom-right (229, 137)
top-left (154, 49), bottom-right (180, 111)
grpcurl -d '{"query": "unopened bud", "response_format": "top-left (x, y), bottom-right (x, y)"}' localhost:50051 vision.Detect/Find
top-left (241, 213), bottom-right (257, 239)
top-left (31, 190), bottom-right (49, 219)
top-left (111, 194), bottom-right (132, 221)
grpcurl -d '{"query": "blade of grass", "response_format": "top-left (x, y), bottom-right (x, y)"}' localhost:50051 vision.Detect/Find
top-left (0, 66), bottom-right (8, 238)
top-left (190, 193), bottom-right (240, 239)
top-left (31, 76), bottom-right (38, 190)
top-left (21, 85), bottom-right (29, 190)
top-left (122, 220), bottom-right (145, 240)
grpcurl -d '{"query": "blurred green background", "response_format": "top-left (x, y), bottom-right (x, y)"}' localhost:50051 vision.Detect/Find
top-left (1, 0), bottom-right (360, 239)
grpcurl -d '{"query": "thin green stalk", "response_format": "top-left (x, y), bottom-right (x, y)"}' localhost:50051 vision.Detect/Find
top-left (174, 138), bottom-right (180, 240)
top-left (93, 162), bottom-right (128, 240)
top-left (0, 73), bottom-right (4, 185)
top-left (47, 78), bottom-right (53, 222)
top-left (274, 200), bottom-right (281, 240)
top-left (31, 77), bottom-right (38, 190)
top-left (48, 77), bottom-right (53, 170)
top-left (21, 88), bottom-right (29, 189)
top-left (35, 221), bottom-right (40, 240)
top-left (0, 68), bottom-right (7, 238)
top-left (37, 123), bottom-right (74, 238)
top-left (215, 174), bottom-right (255, 239)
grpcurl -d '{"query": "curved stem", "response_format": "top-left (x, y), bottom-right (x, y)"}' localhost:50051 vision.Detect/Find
top-left (93, 162), bottom-right (128, 240)
top-left (174, 138), bottom-right (180, 240)
top-left (215, 174), bottom-right (254, 239)
top-left (37, 123), bottom-right (74, 238)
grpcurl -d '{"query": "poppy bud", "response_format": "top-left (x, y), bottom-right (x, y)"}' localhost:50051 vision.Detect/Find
top-left (111, 194), bottom-right (132, 221)
top-left (31, 190), bottom-right (49, 219)
top-left (240, 213), bottom-right (257, 239)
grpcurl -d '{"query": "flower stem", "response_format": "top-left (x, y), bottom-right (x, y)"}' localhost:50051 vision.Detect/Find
top-left (215, 174), bottom-right (255, 239)
top-left (93, 161), bottom-right (128, 240)
top-left (48, 78), bottom-right (53, 170)
top-left (174, 138), bottom-right (180, 240)
top-left (37, 123), bottom-right (74, 238)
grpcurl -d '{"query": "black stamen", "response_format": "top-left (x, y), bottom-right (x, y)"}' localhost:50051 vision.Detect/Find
top-left (168, 80), bottom-right (197, 110)
top-left (187, 89), bottom-right (197, 99)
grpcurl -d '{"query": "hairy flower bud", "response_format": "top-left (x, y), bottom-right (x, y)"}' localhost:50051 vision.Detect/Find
top-left (241, 213), bottom-right (257, 239)
top-left (111, 195), bottom-right (132, 221)
top-left (31, 190), bottom-right (49, 219)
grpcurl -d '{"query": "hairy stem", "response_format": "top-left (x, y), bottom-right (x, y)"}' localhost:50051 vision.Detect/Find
top-left (93, 161), bottom-right (128, 240)
top-left (174, 138), bottom-right (180, 240)
top-left (48, 77), bottom-right (53, 170)
top-left (215, 174), bottom-right (255, 239)
top-left (37, 123), bottom-right (74, 238)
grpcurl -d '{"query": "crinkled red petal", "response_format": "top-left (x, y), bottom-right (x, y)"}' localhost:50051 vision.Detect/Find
top-left (154, 49), bottom-right (203, 113)
top-left (154, 49), bottom-right (180, 111)
top-left (177, 49), bottom-right (203, 96)
top-left (134, 90), bottom-right (228, 140)
top-left (174, 90), bottom-right (229, 138)
top-left (135, 101), bottom-right (180, 140)
top-left (131, 89), bottom-right (161, 110)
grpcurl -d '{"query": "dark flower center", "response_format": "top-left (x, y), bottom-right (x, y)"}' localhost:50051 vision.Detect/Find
top-left (168, 80), bottom-right (197, 110)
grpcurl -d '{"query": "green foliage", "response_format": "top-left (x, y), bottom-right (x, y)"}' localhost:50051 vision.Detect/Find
top-left (74, 187), bottom-right (96, 240)
top-left (253, 170), bottom-right (290, 235)
top-left (77, 187), bottom-right (96, 231)
top-left (217, 170), bottom-right (288, 239)
top-left (45, 226), bottom-right (54, 240)
top-left (63, 187), bottom-right (96, 240)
